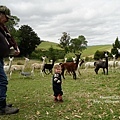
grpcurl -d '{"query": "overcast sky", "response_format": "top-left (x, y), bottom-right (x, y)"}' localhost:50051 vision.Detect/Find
top-left (1, 0), bottom-right (120, 46)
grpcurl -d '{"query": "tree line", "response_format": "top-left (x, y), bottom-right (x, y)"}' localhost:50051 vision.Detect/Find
top-left (7, 15), bottom-right (120, 61)
top-left (6, 16), bottom-right (88, 60)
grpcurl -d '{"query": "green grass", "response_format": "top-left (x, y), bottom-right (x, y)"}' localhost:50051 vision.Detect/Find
top-left (0, 69), bottom-right (120, 120)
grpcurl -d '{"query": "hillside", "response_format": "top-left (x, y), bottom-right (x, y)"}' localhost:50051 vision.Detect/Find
top-left (37, 41), bottom-right (112, 57)
top-left (82, 45), bottom-right (112, 57)
top-left (37, 41), bottom-right (63, 50)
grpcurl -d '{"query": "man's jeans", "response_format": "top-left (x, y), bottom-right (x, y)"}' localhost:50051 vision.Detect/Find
top-left (0, 58), bottom-right (8, 101)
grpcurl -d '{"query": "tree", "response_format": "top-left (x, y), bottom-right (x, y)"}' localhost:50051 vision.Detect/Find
top-left (47, 46), bottom-right (56, 61)
top-left (59, 32), bottom-right (71, 53)
top-left (6, 16), bottom-right (20, 44)
top-left (94, 50), bottom-right (110, 60)
top-left (69, 35), bottom-right (87, 53)
top-left (111, 37), bottom-right (120, 58)
top-left (18, 25), bottom-right (41, 57)
top-left (94, 50), bottom-right (104, 60)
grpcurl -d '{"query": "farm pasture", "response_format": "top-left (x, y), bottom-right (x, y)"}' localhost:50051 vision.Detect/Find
top-left (1, 64), bottom-right (120, 120)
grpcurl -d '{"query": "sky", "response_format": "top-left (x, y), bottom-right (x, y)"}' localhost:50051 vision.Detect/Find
top-left (1, 0), bottom-right (120, 46)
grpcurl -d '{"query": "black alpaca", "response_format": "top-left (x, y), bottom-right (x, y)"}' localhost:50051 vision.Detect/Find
top-left (42, 59), bottom-right (55, 74)
top-left (94, 52), bottom-right (108, 75)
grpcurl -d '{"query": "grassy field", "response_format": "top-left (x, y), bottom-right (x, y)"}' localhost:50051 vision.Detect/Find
top-left (82, 45), bottom-right (112, 57)
top-left (0, 68), bottom-right (120, 120)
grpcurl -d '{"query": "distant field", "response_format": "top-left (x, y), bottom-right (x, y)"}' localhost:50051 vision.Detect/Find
top-left (37, 41), bottom-right (112, 57)
top-left (37, 41), bottom-right (63, 50)
top-left (82, 45), bottom-right (112, 57)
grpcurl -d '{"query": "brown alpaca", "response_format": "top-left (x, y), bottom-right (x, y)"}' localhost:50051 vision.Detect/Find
top-left (61, 53), bottom-right (81, 80)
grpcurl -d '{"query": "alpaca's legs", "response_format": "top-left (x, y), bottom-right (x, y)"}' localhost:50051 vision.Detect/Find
top-left (73, 71), bottom-right (76, 80)
top-left (103, 68), bottom-right (105, 74)
top-left (95, 68), bottom-right (99, 74)
top-left (61, 69), bottom-right (65, 79)
top-left (106, 68), bottom-right (108, 75)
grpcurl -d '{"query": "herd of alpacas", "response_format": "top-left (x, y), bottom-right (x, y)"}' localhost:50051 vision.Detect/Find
top-left (3, 52), bottom-right (120, 80)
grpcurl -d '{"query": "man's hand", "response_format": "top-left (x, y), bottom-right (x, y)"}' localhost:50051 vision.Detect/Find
top-left (14, 47), bottom-right (20, 56)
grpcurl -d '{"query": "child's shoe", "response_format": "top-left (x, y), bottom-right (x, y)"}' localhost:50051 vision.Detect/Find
top-left (54, 97), bottom-right (58, 102)
top-left (58, 95), bottom-right (63, 102)
top-left (59, 99), bottom-right (63, 102)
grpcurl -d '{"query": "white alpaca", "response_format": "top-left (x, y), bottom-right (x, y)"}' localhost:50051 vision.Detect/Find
top-left (108, 54), bottom-right (116, 70)
top-left (54, 57), bottom-right (67, 66)
top-left (31, 56), bottom-right (46, 77)
top-left (115, 48), bottom-right (120, 69)
top-left (4, 57), bottom-right (14, 79)
top-left (20, 58), bottom-right (36, 77)
top-left (64, 57), bottom-right (67, 63)
top-left (40, 56), bottom-right (47, 76)
top-left (84, 61), bottom-right (95, 70)
top-left (11, 57), bottom-right (29, 72)
top-left (72, 57), bottom-right (76, 63)
top-left (31, 56), bottom-right (46, 69)
top-left (115, 61), bottom-right (120, 69)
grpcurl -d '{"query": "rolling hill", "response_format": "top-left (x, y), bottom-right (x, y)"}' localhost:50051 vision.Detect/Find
top-left (37, 41), bottom-right (112, 57)
top-left (37, 41), bottom-right (63, 50)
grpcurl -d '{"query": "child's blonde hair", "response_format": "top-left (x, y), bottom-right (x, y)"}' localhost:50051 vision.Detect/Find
top-left (54, 64), bottom-right (61, 70)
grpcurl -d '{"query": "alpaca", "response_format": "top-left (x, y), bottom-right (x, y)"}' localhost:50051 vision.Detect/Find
top-left (31, 56), bottom-right (46, 76)
top-left (76, 59), bottom-right (84, 77)
top-left (54, 57), bottom-right (67, 66)
top-left (20, 58), bottom-right (35, 77)
top-left (65, 57), bottom-right (81, 76)
top-left (94, 52), bottom-right (108, 75)
top-left (4, 57), bottom-right (14, 79)
top-left (64, 57), bottom-right (67, 63)
top-left (108, 54), bottom-right (116, 70)
top-left (84, 61), bottom-right (95, 70)
top-left (61, 53), bottom-right (81, 79)
top-left (11, 57), bottom-right (29, 72)
top-left (31, 56), bottom-right (46, 69)
top-left (72, 57), bottom-right (76, 63)
top-left (115, 61), bottom-right (120, 69)
top-left (65, 57), bottom-right (75, 75)
top-left (42, 59), bottom-right (55, 74)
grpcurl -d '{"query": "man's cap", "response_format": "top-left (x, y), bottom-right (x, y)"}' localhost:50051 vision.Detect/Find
top-left (0, 5), bottom-right (14, 20)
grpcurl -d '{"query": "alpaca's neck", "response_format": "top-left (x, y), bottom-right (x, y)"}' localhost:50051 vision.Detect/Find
top-left (113, 57), bottom-right (115, 62)
top-left (76, 57), bottom-right (80, 65)
top-left (105, 57), bottom-right (108, 67)
top-left (80, 60), bottom-right (84, 66)
top-left (7, 60), bottom-right (13, 73)
top-left (42, 60), bottom-right (45, 64)
top-left (52, 60), bottom-right (55, 66)
top-left (75, 56), bottom-right (80, 70)
top-left (22, 60), bottom-right (28, 71)
top-left (24, 61), bottom-right (27, 68)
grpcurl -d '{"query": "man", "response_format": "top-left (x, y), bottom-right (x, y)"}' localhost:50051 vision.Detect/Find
top-left (0, 5), bottom-right (20, 115)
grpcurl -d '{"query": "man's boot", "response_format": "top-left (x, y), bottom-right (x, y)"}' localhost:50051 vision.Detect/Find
top-left (7, 104), bottom-right (12, 107)
top-left (0, 99), bottom-right (19, 115)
